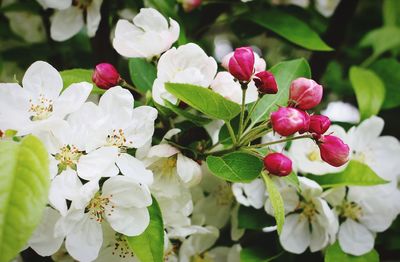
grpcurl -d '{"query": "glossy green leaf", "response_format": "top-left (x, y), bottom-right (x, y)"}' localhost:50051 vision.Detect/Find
top-left (238, 205), bottom-right (275, 230)
top-left (349, 66), bottom-right (385, 120)
top-left (163, 99), bottom-right (212, 126)
top-left (128, 58), bottom-right (157, 93)
top-left (308, 161), bottom-right (388, 188)
top-left (262, 173), bottom-right (284, 235)
top-left (247, 9), bottom-right (332, 51)
top-left (370, 58), bottom-right (400, 109)
top-left (251, 58), bottom-right (311, 124)
top-left (206, 152), bottom-right (263, 182)
top-left (325, 242), bottom-right (379, 262)
top-left (360, 27), bottom-right (400, 59)
top-left (165, 83), bottom-right (241, 120)
top-left (0, 135), bottom-right (50, 262)
top-left (126, 196), bottom-right (164, 262)
top-left (60, 69), bottom-right (105, 94)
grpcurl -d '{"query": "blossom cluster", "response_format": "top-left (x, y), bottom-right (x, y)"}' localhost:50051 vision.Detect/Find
top-left (0, 5), bottom-right (399, 262)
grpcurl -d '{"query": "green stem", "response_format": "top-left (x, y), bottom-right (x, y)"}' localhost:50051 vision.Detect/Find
top-left (120, 80), bottom-right (145, 96)
top-left (237, 87), bottom-right (247, 140)
top-left (240, 128), bottom-right (273, 146)
top-left (225, 120), bottom-right (238, 145)
top-left (243, 98), bottom-right (260, 130)
top-left (246, 135), bottom-right (312, 149)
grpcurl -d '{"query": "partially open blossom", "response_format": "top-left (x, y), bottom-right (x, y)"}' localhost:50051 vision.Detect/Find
top-left (181, 0), bottom-right (202, 12)
top-left (221, 50), bottom-right (266, 73)
top-left (309, 115), bottom-right (331, 134)
top-left (92, 63), bottom-right (121, 89)
top-left (228, 47), bottom-right (255, 82)
top-left (264, 152), bottom-right (292, 177)
top-left (271, 107), bottom-right (309, 136)
top-left (318, 135), bottom-right (350, 167)
top-left (289, 77), bottom-right (323, 110)
top-left (253, 71), bottom-right (278, 94)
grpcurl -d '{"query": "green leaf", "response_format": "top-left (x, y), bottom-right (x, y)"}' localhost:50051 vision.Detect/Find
top-left (206, 152), bottom-right (263, 182)
top-left (325, 242), bottom-right (379, 262)
top-left (247, 9), bottom-right (332, 51)
top-left (251, 58), bottom-right (311, 124)
top-left (0, 135), bottom-right (50, 262)
top-left (349, 66), bottom-right (385, 120)
top-left (128, 58), bottom-right (157, 93)
top-left (308, 161), bottom-right (388, 188)
top-left (60, 69), bottom-right (105, 94)
top-left (165, 83), bottom-right (241, 121)
top-left (238, 205), bottom-right (275, 230)
top-left (126, 196), bottom-right (164, 262)
top-left (370, 58), bottom-right (400, 109)
top-left (360, 27), bottom-right (400, 59)
top-left (261, 173), bottom-right (284, 235)
top-left (147, 0), bottom-right (177, 19)
top-left (163, 99), bottom-right (212, 126)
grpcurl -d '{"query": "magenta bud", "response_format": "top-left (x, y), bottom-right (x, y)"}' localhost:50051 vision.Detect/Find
top-left (254, 71), bottom-right (278, 94)
top-left (298, 110), bottom-right (310, 134)
top-left (182, 0), bottom-right (202, 12)
top-left (309, 115), bottom-right (331, 134)
top-left (289, 77), bottom-right (323, 110)
top-left (271, 107), bottom-right (309, 136)
top-left (264, 152), bottom-right (292, 177)
top-left (228, 47), bottom-right (255, 82)
top-left (92, 63), bottom-right (121, 90)
top-left (318, 135), bottom-right (350, 167)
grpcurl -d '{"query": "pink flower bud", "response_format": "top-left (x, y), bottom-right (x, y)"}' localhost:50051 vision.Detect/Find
top-left (318, 135), bottom-right (350, 167)
top-left (289, 77), bottom-right (323, 110)
top-left (263, 152), bottom-right (292, 177)
top-left (298, 110), bottom-right (310, 134)
top-left (228, 47), bottom-right (255, 82)
top-left (271, 107), bottom-right (309, 136)
top-left (253, 71), bottom-right (278, 94)
top-left (182, 0), bottom-right (202, 12)
top-left (309, 115), bottom-right (331, 134)
top-left (92, 63), bottom-right (121, 90)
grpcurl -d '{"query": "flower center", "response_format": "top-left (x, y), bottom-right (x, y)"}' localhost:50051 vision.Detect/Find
top-left (150, 156), bottom-right (177, 179)
top-left (338, 201), bottom-right (363, 221)
top-left (213, 183), bottom-right (234, 206)
top-left (72, 0), bottom-right (92, 9)
top-left (86, 193), bottom-right (113, 222)
top-left (299, 201), bottom-right (317, 220)
top-left (307, 148), bottom-right (322, 162)
top-left (107, 129), bottom-right (130, 150)
top-left (54, 145), bottom-right (82, 172)
top-left (29, 94), bottom-right (53, 121)
top-left (111, 233), bottom-right (135, 259)
top-left (191, 252), bottom-right (213, 262)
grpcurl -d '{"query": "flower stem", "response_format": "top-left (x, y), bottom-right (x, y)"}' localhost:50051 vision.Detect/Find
top-left (237, 87), bottom-right (247, 140)
top-left (225, 120), bottom-right (238, 145)
top-left (242, 98), bottom-right (260, 130)
top-left (120, 80), bottom-right (145, 96)
top-left (246, 134), bottom-right (312, 149)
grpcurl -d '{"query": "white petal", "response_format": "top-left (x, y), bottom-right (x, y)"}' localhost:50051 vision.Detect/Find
top-left (53, 82), bottom-right (92, 117)
top-left (50, 7), bottom-right (84, 41)
top-left (133, 8), bottom-right (169, 32)
top-left (29, 207), bottom-right (63, 256)
top-left (116, 153), bottom-right (154, 185)
top-left (299, 177), bottom-right (322, 201)
top-left (36, 0), bottom-right (72, 9)
top-left (66, 215), bottom-right (103, 262)
top-left (99, 86), bottom-right (133, 122)
top-left (71, 180), bottom-right (100, 210)
top-left (147, 144), bottom-right (179, 158)
top-left (106, 206), bottom-right (150, 236)
top-left (77, 146), bottom-right (119, 181)
top-left (232, 179), bottom-right (266, 209)
top-left (338, 219), bottom-right (375, 256)
top-left (125, 106), bottom-right (158, 148)
top-left (176, 153), bottom-right (202, 185)
top-left (321, 101), bottom-right (360, 124)
top-left (22, 61), bottom-right (63, 99)
top-left (86, 0), bottom-right (103, 37)
top-left (102, 176), bottom-right (152, 208)
top-left (279, 214), bottom-right (310, 254)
